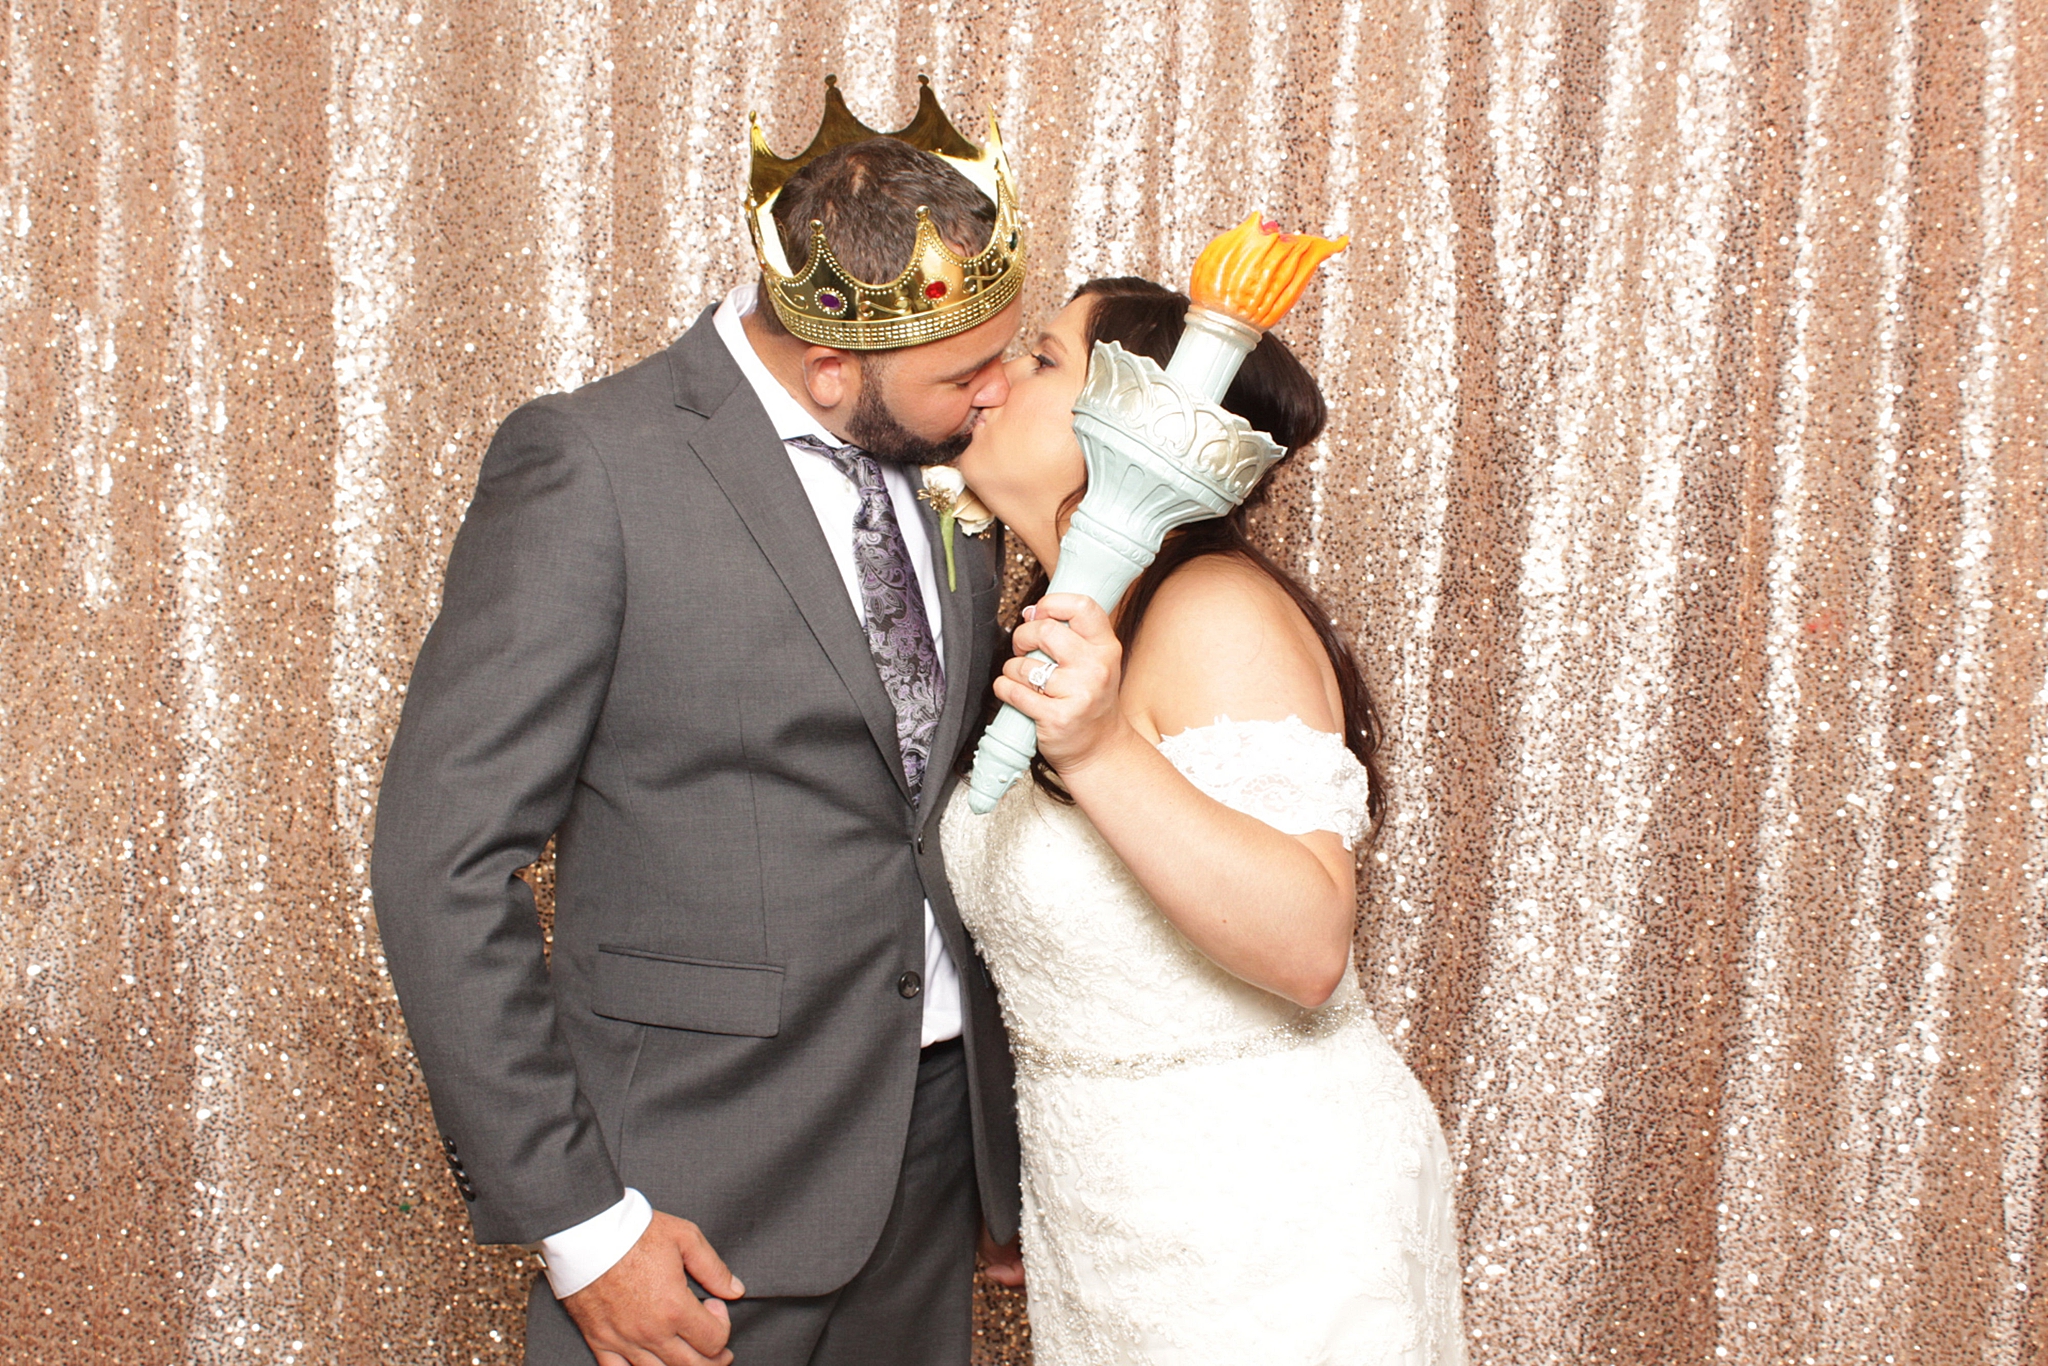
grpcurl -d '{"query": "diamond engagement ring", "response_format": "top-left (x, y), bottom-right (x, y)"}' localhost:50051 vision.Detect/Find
top-left (1027, 660), bottom-right (1060, 693)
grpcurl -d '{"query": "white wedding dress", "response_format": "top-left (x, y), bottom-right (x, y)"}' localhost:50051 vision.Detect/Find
top-left (942, 717), bottom-right (1465, 1366)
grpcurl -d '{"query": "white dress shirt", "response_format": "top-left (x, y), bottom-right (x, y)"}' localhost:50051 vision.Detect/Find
top-left (535, 285), bottom-right (965, 1297)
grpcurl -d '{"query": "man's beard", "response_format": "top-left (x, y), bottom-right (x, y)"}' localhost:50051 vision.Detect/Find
top-left (844, 375), bottom-right (974, 467)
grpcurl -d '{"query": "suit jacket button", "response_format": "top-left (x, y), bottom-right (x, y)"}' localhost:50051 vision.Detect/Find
top-left (915, 831), bottom-right (925, 855)
top-left (898, 970), bottom-right (923, 999)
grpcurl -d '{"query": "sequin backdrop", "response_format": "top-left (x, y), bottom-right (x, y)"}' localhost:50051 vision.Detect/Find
top-left (2, 0), bottom-right (2044, 1360)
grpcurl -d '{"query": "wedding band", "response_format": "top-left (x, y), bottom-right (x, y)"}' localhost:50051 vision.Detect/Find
top-left (1027, 660), bottom-right (1059, 693)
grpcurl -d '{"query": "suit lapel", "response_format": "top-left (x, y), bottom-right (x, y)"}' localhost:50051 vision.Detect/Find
top-left (917, 497), bottom-right (981, 829)
top-left (675, 324), bottom-right (912, 806)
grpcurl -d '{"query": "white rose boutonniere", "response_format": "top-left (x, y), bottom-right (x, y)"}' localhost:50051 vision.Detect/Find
top-left (918, 464), bottom-right (996, 591)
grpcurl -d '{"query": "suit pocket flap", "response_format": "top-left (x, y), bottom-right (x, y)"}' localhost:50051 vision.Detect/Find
top-left (591, 946), bottom-right (784, 1037)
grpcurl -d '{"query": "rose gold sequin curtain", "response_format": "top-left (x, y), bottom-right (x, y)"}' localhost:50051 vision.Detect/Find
top-left (2, 0), bottom-right (2043, 1361)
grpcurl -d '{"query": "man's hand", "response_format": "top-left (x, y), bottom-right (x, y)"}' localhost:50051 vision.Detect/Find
top-left (562, 1211), bottom-right (746, 1366)
top-left (976, 1223), bottom-right (1025, 1289)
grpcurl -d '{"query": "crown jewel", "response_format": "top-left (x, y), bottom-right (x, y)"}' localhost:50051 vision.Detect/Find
top-left (746, 75), bottom-right (1027, 350)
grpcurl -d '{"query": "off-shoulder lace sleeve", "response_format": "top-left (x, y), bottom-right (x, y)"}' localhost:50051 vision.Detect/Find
top-left (1154, 715), bottom-right (1375, 850)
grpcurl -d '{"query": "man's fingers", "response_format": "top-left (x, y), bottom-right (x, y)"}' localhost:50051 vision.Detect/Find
top-left (609, 1345), bottom-right (680, 1366)
top-left (665, 1294), bottom-right (733, 1360)
top-left (587, 1325), bottom-right (714, 1366)
top-left (976, 1224), bottom-right (1027, 1288)
top-left (614, 1325), bottom-right (725, 1366)
top-left (645, 1214), bottom-right (740, 1359)
top-left (564, 1213), bottom-right (741, 1366)
top-left (674, 1222), bottom-right (745, 1300)
top-left (665, 1337), bottom-right (733, 1366)
top-left (659, 1334), bottom-right (733, 1366)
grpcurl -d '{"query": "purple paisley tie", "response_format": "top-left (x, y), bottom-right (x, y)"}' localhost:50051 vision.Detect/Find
top-left (786, 435), bottom-right (945, 800)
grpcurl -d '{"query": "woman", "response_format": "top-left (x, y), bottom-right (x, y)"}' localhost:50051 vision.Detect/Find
top-left (940, 278), bottom-right (1465, 1364)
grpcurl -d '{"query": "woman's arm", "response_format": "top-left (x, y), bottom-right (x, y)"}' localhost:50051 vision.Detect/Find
top-left (997, 556), bottom-right (1357, 1008)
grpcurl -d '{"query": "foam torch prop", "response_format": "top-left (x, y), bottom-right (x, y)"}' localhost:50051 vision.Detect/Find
top-left (965, 214), bottom-right (1349, 814)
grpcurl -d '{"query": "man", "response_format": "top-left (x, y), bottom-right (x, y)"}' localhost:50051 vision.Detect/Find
top-left (371, 77), bottom-right (1024, 1366)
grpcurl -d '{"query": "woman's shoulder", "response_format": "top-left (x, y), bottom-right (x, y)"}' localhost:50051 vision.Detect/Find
top-left (1137, 551), bottom-right (1312, 640)
top-left (1123, 552), bottom-right (1341, 736)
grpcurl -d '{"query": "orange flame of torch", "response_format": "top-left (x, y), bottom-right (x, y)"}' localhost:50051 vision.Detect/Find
top-left (1187, 213), bottom-right (1350, 331)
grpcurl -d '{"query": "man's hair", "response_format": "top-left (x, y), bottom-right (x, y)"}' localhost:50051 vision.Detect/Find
top-left (758, 137), bottom-right (997, 342)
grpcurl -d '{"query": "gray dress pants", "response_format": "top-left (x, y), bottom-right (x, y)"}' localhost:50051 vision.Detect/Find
top-left (524, 1039), bottom-right (979, 1366)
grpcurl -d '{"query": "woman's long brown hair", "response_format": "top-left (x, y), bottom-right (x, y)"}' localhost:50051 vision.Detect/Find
top-left (989, 276), bottom-right (1389, 828)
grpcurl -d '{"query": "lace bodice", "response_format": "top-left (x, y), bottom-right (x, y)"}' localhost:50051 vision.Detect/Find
top-left (942, 716), bottom-right (1377, 1070)
top-left (941, 715), bottom-right (1465, 1365)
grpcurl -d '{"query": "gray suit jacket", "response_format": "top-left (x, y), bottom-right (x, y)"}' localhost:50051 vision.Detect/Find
top-left (370, 308), bottom-right (1020, 1297)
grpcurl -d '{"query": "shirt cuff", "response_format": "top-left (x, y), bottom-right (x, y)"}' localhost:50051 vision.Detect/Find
top-left (533, 1188), bottom-right (653, 1299)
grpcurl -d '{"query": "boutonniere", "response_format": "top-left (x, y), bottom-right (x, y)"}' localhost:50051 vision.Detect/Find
top-left (918, 464), bottom-right (995, 591)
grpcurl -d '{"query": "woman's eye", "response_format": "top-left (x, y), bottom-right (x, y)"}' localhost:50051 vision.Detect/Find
top-left (1032, 353), bottom-right (1055, 371)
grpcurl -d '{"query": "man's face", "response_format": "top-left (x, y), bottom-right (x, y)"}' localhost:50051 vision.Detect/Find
top-left (839, 300), bottom-right (1020, 465)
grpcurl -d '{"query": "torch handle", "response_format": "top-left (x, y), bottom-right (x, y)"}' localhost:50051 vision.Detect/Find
top-left (1164, 307), bottom-right (1263, 400)
top-left (962, 322), bottom-right (1269, 816)
top-left (964, 511), bottom-right (1158, 814)
top-left (962, 677), bottom-right (1048, 815)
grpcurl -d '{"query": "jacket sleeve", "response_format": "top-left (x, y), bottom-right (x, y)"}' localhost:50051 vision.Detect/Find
top-left (370, 396), bottom-right (628, 1245)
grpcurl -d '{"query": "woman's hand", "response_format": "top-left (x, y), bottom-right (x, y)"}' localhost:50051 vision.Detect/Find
top-left (994, 593), bottom-right (1138, 775)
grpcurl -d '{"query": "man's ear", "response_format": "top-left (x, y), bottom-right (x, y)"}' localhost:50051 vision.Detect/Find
top-left (801, 347), bottom-right (858, 412)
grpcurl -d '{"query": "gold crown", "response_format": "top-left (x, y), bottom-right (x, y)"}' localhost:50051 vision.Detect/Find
top-left (746, 75), bottom-right (1026, 351)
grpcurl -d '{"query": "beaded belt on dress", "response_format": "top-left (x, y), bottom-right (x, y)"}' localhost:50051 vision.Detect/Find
top-left (1009, 995), bottom-right (1372, 1081)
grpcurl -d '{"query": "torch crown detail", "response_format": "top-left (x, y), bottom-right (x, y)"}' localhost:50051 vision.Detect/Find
top-left (1074, 342), bottom-right (1285, 503)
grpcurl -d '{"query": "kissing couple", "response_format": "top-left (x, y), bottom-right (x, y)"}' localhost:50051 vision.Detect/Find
top-left (372, 75), bottom-right (1465, 1366)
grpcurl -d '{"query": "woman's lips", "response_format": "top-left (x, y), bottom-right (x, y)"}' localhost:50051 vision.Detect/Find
top-left (962, 408), bottom-right (992, 450)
